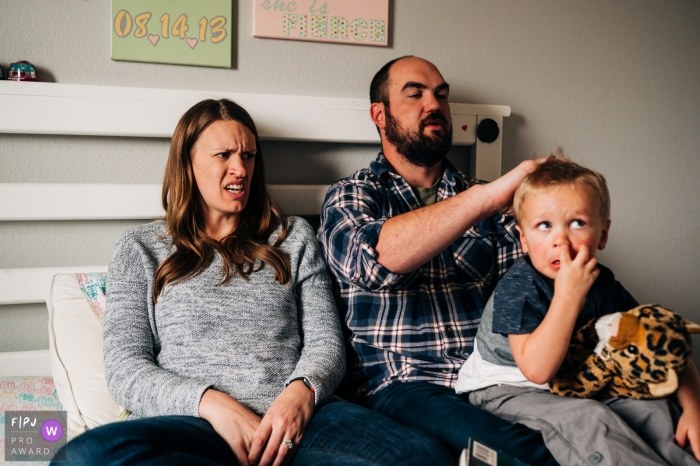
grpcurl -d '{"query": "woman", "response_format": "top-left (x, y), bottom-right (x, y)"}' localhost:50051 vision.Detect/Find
top-left (53, 99), bottom-right (453, 466)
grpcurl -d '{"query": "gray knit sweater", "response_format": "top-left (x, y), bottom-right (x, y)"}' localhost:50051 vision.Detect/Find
top-left (103, 217), bottom-right (345, 418)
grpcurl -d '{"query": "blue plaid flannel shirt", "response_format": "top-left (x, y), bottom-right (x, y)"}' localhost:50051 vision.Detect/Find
top-left (318, 153), bottom-right (523, 399)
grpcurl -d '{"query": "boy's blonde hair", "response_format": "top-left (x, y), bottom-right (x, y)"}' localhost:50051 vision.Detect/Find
top-left (513, 152), bottom-right (610, 224)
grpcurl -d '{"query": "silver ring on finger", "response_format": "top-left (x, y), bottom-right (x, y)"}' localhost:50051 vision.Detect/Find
top-left (282, 439), bottom-right (293, 450)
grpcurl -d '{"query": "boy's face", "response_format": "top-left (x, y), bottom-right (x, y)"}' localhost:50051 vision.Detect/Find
top-left (515, 183), bottom-right (611, 281)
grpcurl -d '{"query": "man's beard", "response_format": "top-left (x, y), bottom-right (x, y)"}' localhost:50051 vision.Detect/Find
top-left (384, 106), bottom-right (453, 168)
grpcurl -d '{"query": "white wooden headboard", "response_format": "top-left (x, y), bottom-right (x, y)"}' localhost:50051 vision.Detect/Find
top-left (0, 80), bottom-right (510, 375)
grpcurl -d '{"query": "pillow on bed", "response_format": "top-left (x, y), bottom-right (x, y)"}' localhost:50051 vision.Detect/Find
top-left (47, 273), bottom-right (123, 436)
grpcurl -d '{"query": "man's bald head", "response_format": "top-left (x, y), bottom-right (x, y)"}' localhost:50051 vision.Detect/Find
top-left (370, 55), bottom-right (415, 105)
top-left (370, 56), bottom-right (446, 104)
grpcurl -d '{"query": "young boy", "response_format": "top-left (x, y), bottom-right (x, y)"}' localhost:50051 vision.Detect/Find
top-left (456, 156), bottom-right (700, 465)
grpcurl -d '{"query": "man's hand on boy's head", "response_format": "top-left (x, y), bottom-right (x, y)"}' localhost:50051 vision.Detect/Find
top-left (480, 158), bottom-right (546, 217)
top-left (552, 244), bottom-right (599, 310)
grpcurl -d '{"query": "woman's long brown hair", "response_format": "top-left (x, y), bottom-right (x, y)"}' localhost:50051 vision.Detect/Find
top-left (153, 99), bottom-right (290, 301)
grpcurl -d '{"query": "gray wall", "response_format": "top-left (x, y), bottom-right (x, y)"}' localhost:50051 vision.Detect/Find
top-left (2, 1), bottom-right (700, 366)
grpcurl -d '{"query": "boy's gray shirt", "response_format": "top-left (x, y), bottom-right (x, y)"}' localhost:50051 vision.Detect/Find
top-left (475, 296), bottom-right (517, 367)
top-left (103, 217), bottom-right (345, 418)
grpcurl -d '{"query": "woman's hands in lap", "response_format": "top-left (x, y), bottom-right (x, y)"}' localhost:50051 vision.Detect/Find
top-left (199, 382), bottom-right (314, 466)
top-left (199, 389), bottom-right (262, 465)
top-left (248, 380), bottom-right (315, 466)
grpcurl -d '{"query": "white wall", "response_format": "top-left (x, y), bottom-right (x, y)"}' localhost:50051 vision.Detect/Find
top-left (2, 1), bottom-right (699, 365)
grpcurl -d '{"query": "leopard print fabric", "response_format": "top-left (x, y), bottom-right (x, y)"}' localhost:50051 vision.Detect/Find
top-left (550, 304), bottom-right (692, 399)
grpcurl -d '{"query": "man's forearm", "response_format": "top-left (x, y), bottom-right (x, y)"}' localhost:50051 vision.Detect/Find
top-left (374, 160), bottom-right (540, 274)
top-left (374, 184), bottom-right (490, 274)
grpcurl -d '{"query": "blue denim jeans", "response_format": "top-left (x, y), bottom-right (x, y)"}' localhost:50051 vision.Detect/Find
top-left (361, 382), bottom-right (558, 466)
top-left (51, 400), bottom-right (454, 465)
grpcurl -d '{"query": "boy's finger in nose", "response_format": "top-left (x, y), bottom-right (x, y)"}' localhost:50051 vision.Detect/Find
top-left (575, 245), bottom-right (591, 263)
top-left (558, 244), bottom-right (571, 262)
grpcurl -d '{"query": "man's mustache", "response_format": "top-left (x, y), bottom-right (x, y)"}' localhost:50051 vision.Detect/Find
top-left (420, 112), bottom-right (449, 130)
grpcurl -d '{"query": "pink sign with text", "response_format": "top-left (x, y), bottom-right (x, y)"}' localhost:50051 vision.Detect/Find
top-left (254, 0), bottom-right (389, 46)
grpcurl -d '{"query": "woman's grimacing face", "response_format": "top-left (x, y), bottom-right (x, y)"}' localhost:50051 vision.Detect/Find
top-left (515, 184), bottom-right (610, 281)
top-left (191, 119), bottom-right (256, 232)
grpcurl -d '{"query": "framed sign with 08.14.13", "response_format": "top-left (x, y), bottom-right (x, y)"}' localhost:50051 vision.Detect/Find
top-left (111, 0), bottom-right (232, 68)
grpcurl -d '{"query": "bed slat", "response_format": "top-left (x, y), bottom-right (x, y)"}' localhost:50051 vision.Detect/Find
top-left (0, 266), bottom-right (108, 306)
top-left (0, 184), bottom-right (329, 221)
top-left (0, 350), bottom-right (51, 376)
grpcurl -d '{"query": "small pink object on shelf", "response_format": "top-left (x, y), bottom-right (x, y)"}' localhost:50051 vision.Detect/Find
top-left (8, 60), bottom-right (38, 81)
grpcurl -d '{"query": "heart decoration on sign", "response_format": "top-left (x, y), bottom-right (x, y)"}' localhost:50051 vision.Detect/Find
top-left (148, 35), bottom-right (159, 46)
top-left (461, 125), bottom-right (468, 131)
top-left (186, 38), bottom-right (198, 50)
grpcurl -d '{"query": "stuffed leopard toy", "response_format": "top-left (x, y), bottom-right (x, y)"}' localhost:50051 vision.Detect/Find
top-left (550, 304), bottom-right (700, 399)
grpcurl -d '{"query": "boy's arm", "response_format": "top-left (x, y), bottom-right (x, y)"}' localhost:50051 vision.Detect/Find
top-left (675, 360), bottom-right (700, 461)
top-left (509, 244), bottom-right (599, 384)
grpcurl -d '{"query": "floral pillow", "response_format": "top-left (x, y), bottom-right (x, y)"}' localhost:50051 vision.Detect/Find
top-left (75, 272), bottom-right (107, 324)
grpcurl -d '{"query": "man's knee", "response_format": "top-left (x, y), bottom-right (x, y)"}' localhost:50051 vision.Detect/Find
top-left (304, 401), bottom-right (454, 466)
top-left (394, 428), bottom-right (455, 466)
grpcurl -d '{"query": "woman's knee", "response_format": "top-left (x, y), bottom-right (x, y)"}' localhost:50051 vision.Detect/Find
top-left (51, 426), bottom-right (118, 466)
top-left (52, 416), bottom-right (231, 466)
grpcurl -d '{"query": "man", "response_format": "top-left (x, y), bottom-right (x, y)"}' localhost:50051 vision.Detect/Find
top-left (318, 56), bottom-right (556, 465)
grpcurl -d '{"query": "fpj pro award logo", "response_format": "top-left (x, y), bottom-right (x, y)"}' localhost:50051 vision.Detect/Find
top-left (5, 411), bottom-right (67, 462)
